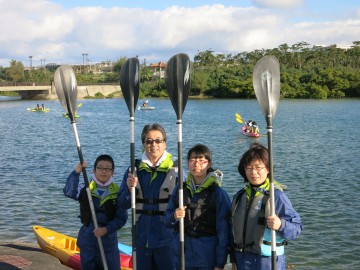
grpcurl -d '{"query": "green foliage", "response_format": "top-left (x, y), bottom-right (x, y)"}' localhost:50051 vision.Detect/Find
top-left (1, 41), bottom-right (359, 98)
top-left (6, 60), bottom-right (24, 82)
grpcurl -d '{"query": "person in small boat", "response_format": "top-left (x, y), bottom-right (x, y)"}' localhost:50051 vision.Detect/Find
top-left (36, 104), bottom-right (41, 110)
top-left (251, 121), bottom-right (260, 135)
top-left (41, 104), bottom-right (45, 110)
top-left (245, 120), bottom-right (253, 133)
top-left (142, 100), bottom-right (148, 108)
top-left (230, 143), bottom-right (302, 270)
top-left (118, 123), bottom-right (177, 270)
top-left (63, 154), bottom-right (128, 270)
top-left (164, 144), bottom-right (232, 270)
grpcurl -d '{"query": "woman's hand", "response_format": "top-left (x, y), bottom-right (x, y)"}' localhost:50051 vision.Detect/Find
top-left (126, 172), bottom-right (138, 191)
top-left (267, 215), bottom-right (282, 230)
top-left (174, 206), bottom-right (186, 220)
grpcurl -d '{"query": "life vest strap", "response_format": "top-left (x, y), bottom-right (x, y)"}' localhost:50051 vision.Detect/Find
top-left (136, 209), bottom-right (164, 216)
top-left (136, 197), bottom-right (169, 204)
top-left (262, 240), bottom-right (287, 247)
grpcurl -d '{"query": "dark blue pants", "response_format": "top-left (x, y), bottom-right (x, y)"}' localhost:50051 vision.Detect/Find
top-left (137, 245), bottom-right (175, 270)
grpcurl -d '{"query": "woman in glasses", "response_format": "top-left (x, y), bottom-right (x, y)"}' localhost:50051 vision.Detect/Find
top-left (63, 154), bottom-right (128, 270)
top-left (164, 144), bottom-right (232, 270)
top-left (118, 123), bottom-right (177, 270)
top-left (230, 143), bottom-right (302, 270)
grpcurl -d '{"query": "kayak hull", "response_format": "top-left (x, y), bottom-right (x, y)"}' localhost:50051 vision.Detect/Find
top-left (241, 126), bottom-right (260, 138)
top-left (33, 225), bottom-right (132, 270)
top-left (138, 106), bottom-right (155, 110)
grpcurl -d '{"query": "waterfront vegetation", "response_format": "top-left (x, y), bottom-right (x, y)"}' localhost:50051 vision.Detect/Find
top-left (1, 41), bottom-right (360, 99)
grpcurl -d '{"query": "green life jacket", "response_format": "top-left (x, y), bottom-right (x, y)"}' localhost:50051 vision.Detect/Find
top-left (79, 181), bottom-right (119, 226)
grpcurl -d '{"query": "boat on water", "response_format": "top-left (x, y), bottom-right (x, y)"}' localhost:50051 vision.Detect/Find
top-left (0, 95), bottom-right (21, 101)
top-left (62, 112), bottom-right (80, 118)
top-left (27, 108), bottom-right (50, 112)
top-left (138, 106), bottom-right (155, 110)
top-left (33, 225), bottom-right (133, 270)
top-left (241, 126), bottom-right (260, 138)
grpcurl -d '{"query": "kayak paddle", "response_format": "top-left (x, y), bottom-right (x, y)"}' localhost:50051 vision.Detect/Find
top-left (235, 113), bottom-right (244, 124)
top-left (165, 53), bottom-right (191, 270)
top-left (252, 55), bottom-right (280, 270)
top-left (54, 65), bottom-right (108, 270)
top-left (120, 57), bottom-right (140, 270)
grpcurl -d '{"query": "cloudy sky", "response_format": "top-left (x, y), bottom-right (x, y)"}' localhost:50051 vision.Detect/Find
top-left (1, 0), bottom-right (359, 67)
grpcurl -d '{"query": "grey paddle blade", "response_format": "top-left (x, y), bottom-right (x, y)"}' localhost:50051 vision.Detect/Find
top-left (120, 57), bottom-right (140, 117)
top-left (166, 53), bottom-right (191, 119)
top-left (54, 65), bottom-right (78, 115)
top-left (253, 55), bottom-right (280, 118)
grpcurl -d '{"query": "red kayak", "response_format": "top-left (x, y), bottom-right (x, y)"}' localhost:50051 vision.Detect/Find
top-left (241, 126), bottom-right (260, 138)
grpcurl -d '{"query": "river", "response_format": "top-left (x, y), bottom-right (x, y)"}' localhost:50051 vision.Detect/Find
top-left (0, 98), bottom-right (359, 269)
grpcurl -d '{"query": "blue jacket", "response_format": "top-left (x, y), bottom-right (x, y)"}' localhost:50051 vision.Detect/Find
top-left (63, 171), bottom-right (128, 270)
top-left (164, 171), bottom-right (232, 269)
top-left (118, 154), bottom-right (176, 248)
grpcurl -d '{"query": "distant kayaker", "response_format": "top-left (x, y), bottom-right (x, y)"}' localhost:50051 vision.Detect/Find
top-left (251, 121), bottom-right (260, 135)
top-left (63, 154), bottom-right (128, 270)
top-left (245, 120), bottom-right (253, 132)
top-left (118, 123), bottom-right (177, 269)
top-left (141, 100), bottom-right (148, 108)
top-left (230, 143), bottom-right (303, 270)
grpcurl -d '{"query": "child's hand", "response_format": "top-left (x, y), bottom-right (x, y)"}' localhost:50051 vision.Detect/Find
top-left (93, 227), bottom-right (107, 237)
top-left (75, 161), bottom-right (87, 174)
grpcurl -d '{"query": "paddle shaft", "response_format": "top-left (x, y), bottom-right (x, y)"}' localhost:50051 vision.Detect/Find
top-left (129, 118), bottom-right (137, 270)
top-left (176, 120), bottom-right (185, 270)
top-left (266, 116), bottom-right (277, 270)
top-left (71, 122), bottom-right (108, 270)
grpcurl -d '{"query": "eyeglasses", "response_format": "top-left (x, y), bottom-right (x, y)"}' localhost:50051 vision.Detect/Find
top-left (189, 158), bottom-right (209, 165)
top-left (145, 138), bottom-right (164, 145)
top-left (96, 167), bottom-right (113, 172)
top-left (244, 166), bottom-right (266, 172)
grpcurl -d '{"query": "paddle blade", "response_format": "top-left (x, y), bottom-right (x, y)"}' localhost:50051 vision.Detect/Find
top-left (253, 55), bottom-right (280, 118)
top-left (120, 57), bottom-right (140, 117)
top-left (166, 53), bottom-right (191, 119)
top-left (54, 65), bottom-right (78, 116)
top-left (236, 117), bottom-right (244, 124)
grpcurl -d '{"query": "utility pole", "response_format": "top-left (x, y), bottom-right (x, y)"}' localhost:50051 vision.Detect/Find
top-left (82, 53), bottom-right (88, 73)
top-left (29, 56), bottom-right (33, 69)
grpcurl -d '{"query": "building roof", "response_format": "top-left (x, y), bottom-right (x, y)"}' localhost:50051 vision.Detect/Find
top-left (149, 61), bottom-right (167, 68)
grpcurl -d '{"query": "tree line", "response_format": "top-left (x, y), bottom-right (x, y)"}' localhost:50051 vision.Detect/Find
top-left (1, 41), bottom-right (359, 99)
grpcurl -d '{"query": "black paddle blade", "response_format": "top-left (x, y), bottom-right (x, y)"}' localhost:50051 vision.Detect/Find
top-left (166, 53), bottom-right (191, 119)
top-left (54, 65), bottom-right (78, 117)
top-left (120, 57), bottom-right (140, 117)
top-left (253, 55), bottom-right (280, 118)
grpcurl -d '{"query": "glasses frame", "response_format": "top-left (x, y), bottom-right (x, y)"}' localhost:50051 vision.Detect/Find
top-left (144, 138), bottom-right (164, 145)
top-left (244, 166), bottom-right (266, 173)
top-left (96, 166), bottom-right (113, 172)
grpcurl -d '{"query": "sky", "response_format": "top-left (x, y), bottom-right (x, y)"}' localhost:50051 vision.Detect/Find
top-left (0, 0), bottom-right (359, 67)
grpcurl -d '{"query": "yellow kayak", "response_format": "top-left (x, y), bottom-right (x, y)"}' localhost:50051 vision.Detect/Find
top-left (33, 225), bottom-right (132, 270)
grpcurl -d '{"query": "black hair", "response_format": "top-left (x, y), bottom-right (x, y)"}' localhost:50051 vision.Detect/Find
top-left (238, 143), bottom-right (269, 182)
top-left (93, 154), bottom-right (114, 170)
top-left (141, 123), bottom-right (167, 144)
top-left (187, 144), bottom-right (212, 163)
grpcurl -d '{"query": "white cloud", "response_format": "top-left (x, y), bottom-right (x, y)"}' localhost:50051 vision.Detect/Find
top-left (0, 0), bottom-right (359, 67)
top-left (252, 0), bottom-right (304, 8)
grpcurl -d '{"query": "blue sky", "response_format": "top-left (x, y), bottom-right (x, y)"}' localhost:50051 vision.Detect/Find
top-left (0, 0), bottom-right (359, 67)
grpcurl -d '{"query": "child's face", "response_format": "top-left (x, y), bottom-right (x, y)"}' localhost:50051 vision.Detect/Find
top-left (93, 160), bottom-right (114, 183)
top-left (244, 159), bottom-right (269, 186)
top-left (188, 154), bottom-right (210, 184)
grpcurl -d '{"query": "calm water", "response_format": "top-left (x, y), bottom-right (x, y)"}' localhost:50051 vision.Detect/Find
top-left (0, 98), bottom-right (359, 269)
